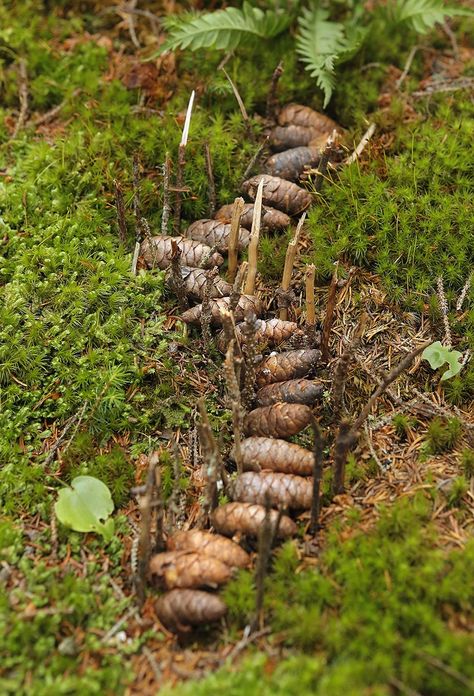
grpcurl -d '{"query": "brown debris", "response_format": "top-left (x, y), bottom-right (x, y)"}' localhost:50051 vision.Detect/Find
top-left (242, 174), bottom-right (312, 216)
top-left (265, 145), bottom-right (323, 181)
top-left (140, 235), bottom-right (224, 269)
top-left (214, 203), bottom-right (291, 232)
top-left (167, 530), bottom-right (250, 568)
top-left (156, 589), bottom-right (227, 633)
top-left (255, 349), bottom-right (322, 388)
top-left (238, 437), bottom-right (314, 476)
top-left (186, 219), bottom-right (251, 252)
top-left (231, 471), bottom-right (313, 510)
top-left (244, 402), bottom-right (313, 438)
top-left (255, 378), bottom-right (324, 407)
top-left (211, 502), bottom-right (297, 538)
top-left (150, 550), bottom-right (232, 590)
top-left (180, 295), bottom-right (263, 326)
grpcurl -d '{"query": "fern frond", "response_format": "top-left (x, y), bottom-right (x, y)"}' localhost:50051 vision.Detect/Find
top-left (295, 7), bottom-right (347, 107)
top-left (160, 2), bottom-right (291, 53)
top-left (388, 0), bottom-right (473, 34)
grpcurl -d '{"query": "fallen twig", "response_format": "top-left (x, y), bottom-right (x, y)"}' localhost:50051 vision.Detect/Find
top-left (344, 123), bottom-right (376, 166)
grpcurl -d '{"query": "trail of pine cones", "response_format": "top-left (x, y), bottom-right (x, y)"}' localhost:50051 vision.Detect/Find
top-left (140, 103), bottom-right (340, 634)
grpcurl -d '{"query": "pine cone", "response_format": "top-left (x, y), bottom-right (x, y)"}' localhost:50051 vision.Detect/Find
top-left (218, 318), bottom-right (303, 353)
top-left (231, 471), bottom-right (313, 510)
top-left (278, 103), bottom-right (341, 135)
top-left (244, 402), bottom-right (313, 438)
top-left (241, 175), bottom-right (312, 216)
top-left (211, 502), bottom-right (297, 538)
top-left (140, 235), bottom-right (223, 269)
top-left (150, 550), bottom-right (232, 589)
top-left (255, 349), bottom-right (322, 388)
top-left (180, 295), bottom-right (263, 326)
top-left (156, 589), bottom-right (227, 632)
top-left (166, 530), bottom-right (250, 568)
top-left (238, 437), bottom-right (314, 476)
top-left (269, 125), bottom-right (325, 152)
top-left (255, 378), bottom-right (324, 407)
top-left (264, 146), bottom-right (323, 181)
top-left (168, 266), bottom-right (232, 300)
top-left (214, 203), bottom-right (291, 232)
top-left (186, 219), bottom-right (251, 252)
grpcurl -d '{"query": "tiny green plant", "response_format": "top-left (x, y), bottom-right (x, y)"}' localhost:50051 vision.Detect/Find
top-left (158, 0), bottom-right (472, 106)
top-left (422, 341), bottom-right (463, 381)
top-left (54, 476), bottom-right (115, 541)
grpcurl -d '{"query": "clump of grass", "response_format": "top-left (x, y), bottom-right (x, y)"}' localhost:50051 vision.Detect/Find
top-left (424, 417), bottom-right (462, 455)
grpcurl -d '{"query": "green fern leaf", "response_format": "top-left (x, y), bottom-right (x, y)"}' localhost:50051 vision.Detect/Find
top-left (295, 6), bottom-right (347, 107)
top-left (160, 2), bottom-right (291, 53)
top-left (389, 0), bottom-right (473, 34)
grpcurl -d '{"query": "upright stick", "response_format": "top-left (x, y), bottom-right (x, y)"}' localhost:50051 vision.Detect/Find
top-left (244, 179), bottom-right (264, 295)
top-left (228, 197), bottom-right (245, 283)
top-left (279, 212), bottom-right (306, 320)
top-left (320, 262), bottom-right (339, 363)
top-left (174, 90), bottom-right (195, 233)
top-left (204, 143), bottom-right (216, 217)
top-left (161, 153), bottom-right (171, 235)
top-left (309, 417), bottom-right (324, 534)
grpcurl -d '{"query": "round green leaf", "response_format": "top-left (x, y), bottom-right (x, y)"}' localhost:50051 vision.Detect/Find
top-left (54, 476), bottom-right (115, 540)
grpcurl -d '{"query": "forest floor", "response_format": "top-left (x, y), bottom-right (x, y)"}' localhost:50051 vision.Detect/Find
top-left (0, 2), bottom-right (473, 695)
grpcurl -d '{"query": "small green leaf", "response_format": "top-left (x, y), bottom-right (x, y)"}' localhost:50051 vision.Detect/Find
top-left (422, 341), bottom-right (463, 382)
top-left (54, 476), bottom-right (115, 541)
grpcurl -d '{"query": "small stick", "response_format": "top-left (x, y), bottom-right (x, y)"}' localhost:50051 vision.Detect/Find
top-left (305, 263), bottom-right (317, 346)
top-left (266, 61), bottom-right (284, 123)
top-left (241, 312), bottom-right (259, 409)
top-left (114, 179), bottom-right (127, 244)
top-left (332, 420), bottom-right (357, 496)
top-left (252, 494), bottom-right (275, 630)
top-left (224, 340), bottom-right (245, 474)
top-left (320, 262), bottom-right (339, 363)
top-left (279, 212), bottom-right (306, 320)
top-left (241, 136), bottom-right (269, 184)
top-left (153, 463), bottom-right (165, 553)
top-left (131, 155), bottom-right (143, 275)
top-left (134, 453), bottom-right (158, 605)
top-left (352, 339), bottom-right (433, 433)
top-left (222, 68), bottom-right (251, 137)
top-left (161, 153), bottom-right (172, 235)
top-left (11, 59), bottom-right (28, 140)
top-left (174, 90), bottom-right (195, 233)
top-left (309, 417), bottom-right (324, 534)
top-left (314, 132), bottom-right (337, 193)
top-left (228, 197), bottom-right (245, 283)
top-left (395, 45), bottom-right (420, 90)
top-left (229, 260), bottom-right (248, 312)
top-left (344, 123), bottom-right (376, 166)
top-left (332, 312), bottom-right (368, 418)
top-left (456, 271), bottom-right (473, 312)
top-left (197, 398), bottom-right (222, 523)
top-left (220, 308), bottom-right (242, 358)
top-left (169, 240), bottom-right (189, 311)
top-left (204, 143), bottom-right (216, 217)
top-left (437, 276), bottom-right (452, 348)
top-left (201, 267), bottom-right (219, 349)
top-left (244, 178), bottom-right (264, 295)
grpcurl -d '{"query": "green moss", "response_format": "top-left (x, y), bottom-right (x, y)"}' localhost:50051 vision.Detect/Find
top-left (424, 417), bottom-right (462, 455)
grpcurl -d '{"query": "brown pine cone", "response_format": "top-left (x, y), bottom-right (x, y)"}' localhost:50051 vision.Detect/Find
top-left (140, 235), bottom-right (223, 269)
top-left (269, 125), bottom-right (325, 151)
top-left (214, 203), bottom-right (291, 232)
top-left (180, 295), bottom-right (263, 326)
top-left (211, 502), bottom-right (297, 538)
top-left (218, 318), bottom-right (303, 353)
top-left (241, 175), bottom-right (312, 216)
top-left (238, 437), bottom-right (314, 476)
top-left (255, 349), bottom-right (322, 388)
top-left (278, 104), bottom-right (341, 135)
top-left (168, 266), bottom-right (232, 300)
top-left (156, 589), bottom-right (227, 632)
top-left (264, 146), bottom-right (323, 181)
top-left (186, 219), bottom-right (251, 252)
top-left (244, 402), bottom-right (313, 438)
top-left (255, 378), bottom-right (324, 407)
top-left (150, 550), bottom-right (232, 589)
top-left (231, 471), bottom-right (313, 510)
top-left (166, 530), bottom-right (250, 568)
